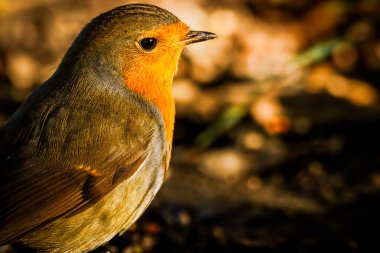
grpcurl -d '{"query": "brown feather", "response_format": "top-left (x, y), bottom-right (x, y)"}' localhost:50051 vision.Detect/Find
top-left (0, 67), bottom-right (162, 244)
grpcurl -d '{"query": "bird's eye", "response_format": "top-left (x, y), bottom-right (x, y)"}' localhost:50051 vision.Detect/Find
top-left (139, 38), bottom-right (157, 51)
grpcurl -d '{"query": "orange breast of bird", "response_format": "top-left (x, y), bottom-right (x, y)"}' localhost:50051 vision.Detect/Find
top-left (123, 22), bottom-right (189, 147)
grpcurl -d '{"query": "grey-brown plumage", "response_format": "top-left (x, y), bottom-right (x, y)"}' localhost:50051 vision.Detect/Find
top-left (0, 3), bottom-right (216, 252)
top-left (0, 4), bottom-right (173, 252)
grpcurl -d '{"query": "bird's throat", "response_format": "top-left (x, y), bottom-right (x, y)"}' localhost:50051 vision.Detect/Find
top-left (123, 64), bottom-right (175, 147)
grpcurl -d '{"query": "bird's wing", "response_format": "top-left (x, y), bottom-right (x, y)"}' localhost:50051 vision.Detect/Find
top-left (0, 97), bottom-right (164, 244)
top-left (0, 149), bottom-right (147, 244)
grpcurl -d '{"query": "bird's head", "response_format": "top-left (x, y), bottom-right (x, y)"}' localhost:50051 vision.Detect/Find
top-left (63, 4), bottom-right (216, 85)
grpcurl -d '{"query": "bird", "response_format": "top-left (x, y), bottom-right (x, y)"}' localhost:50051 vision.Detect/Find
top-left (0, 4), bottom-right (216, 253)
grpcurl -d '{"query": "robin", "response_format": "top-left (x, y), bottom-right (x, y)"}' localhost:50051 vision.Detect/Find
top-left (0, 4), bottom-right (216, 253)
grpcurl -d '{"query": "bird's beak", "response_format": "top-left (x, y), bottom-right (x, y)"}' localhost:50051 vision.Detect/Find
top-left (181, 30), bottom-right (217, 45)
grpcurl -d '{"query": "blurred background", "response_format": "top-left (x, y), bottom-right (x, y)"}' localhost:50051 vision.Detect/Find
top-left (1, 0), bottom-right (380, 252)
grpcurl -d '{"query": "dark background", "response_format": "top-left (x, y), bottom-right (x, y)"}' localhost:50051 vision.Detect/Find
top-left (1, 0), bottom-right (380, 252)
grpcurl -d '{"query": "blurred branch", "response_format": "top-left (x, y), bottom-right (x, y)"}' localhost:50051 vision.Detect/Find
top-left (195, 38), bottom-right (356, 148)
top-left (291, 39), bottom-right (342, 69)
top-left (195, 104), bottom-right (248, 149)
